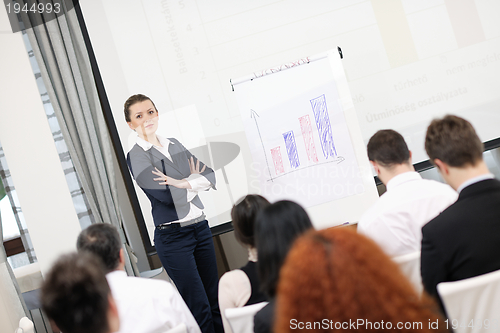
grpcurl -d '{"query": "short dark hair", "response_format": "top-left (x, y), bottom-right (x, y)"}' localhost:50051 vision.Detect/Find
top-left (77, 223), bottom-right (121, 273)
top-left (124, 94), bottom-right (158, 122)
top-left (367, 130), bottom-right (410, 167)
top-left (425, 115), bottom-right (483, 167)
top-left (41, 252), bottom-right (111, 333)
top-left (231, 195), bottom-right (270, 248)
top-left (255, 200), bottom-right (313, 298)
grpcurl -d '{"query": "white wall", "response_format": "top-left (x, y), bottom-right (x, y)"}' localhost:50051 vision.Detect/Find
top-left (0, 6), bottom-right (82, 277)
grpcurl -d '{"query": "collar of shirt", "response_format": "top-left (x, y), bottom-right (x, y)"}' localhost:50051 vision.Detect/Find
top-left (136, 135), bottom-right (174, 162)
top-left (106, 269), bottom-right (127, 281)
top-left (457, 173), bottom-right (495, 194)
top-left (385, 171), bottom-right (422, 192)
top-left (248, 247), bottom-right (258, 262)
top-left (135, 134), bottom-right (172, 151)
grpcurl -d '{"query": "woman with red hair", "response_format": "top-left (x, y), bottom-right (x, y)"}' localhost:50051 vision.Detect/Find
top-left (274, 227), bottom-right (448, 333)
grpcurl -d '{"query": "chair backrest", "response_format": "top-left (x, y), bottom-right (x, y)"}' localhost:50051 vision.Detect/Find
top-left (225, 302), bottom-right (268, 333)
top-left (165, 323), bottom-right (187, 333)
top-left (437, 269), bottom-right (500, 333)
top-left (392, 251), bottom-right (423, 295)
top-left (14, 317), bottom-right (34, 333)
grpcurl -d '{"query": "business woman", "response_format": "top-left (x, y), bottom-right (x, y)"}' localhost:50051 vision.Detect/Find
top-left (125, 94), bottom-right (222, 333)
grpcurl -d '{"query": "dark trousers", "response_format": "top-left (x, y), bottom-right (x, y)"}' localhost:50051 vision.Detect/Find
top-left (154, 220), bottom-right (223, 333)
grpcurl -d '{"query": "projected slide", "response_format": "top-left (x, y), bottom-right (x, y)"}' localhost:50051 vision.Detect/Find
top-left (79, 0), bottom-right (500, 234)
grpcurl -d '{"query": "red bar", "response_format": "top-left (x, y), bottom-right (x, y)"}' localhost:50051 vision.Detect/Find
top-left (271, 147), bottom-right (285, 175)
top-left (299, 115), bottom-right (319, 163)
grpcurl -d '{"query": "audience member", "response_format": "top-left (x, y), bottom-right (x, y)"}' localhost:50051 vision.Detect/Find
top-left (253, 200), bottom-right (313, 333)
top-left (422, 115), bottom-right (500, 299)
top-left (274, 227), bottom-right (447, 333)
top-left (219, 195), bottom-right (269, 333)
top-left (41, 252), bottom-right (120, 333)
top-left (77, 223), bottom-right (200, 333)
top-left (358, 129), bottom-right (457, 257)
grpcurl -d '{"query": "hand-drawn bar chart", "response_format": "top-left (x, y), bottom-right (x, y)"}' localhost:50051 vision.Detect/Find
top-left (264, 93), bottom-right (343, 181)
top-left (236, 53), bottom-right (365, 208)
top-left (310, 94), bottom-right (337, 159)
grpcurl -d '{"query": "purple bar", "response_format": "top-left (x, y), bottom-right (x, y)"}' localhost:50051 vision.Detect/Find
top-left (283, 131), bottom-right (300, 169)
top-left (310, 95), bottom-right (337, 159)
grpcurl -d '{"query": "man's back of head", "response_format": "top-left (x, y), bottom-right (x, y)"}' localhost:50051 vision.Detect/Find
top-left (77, 223), bottom-right (122, 273)
top-left (367, 129), bottom-right (410, 166)
top-left (367, 129), bottom-right (413, 184)
top-left (425, 115), bottom-right (483, 167)
top-left (41, 252), bottom-right (119, 333)
top-left (425, 115), bottom-right (489, 190)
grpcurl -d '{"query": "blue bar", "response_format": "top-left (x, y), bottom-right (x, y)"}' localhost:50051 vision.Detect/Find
top-left (310, 94), bottom-right (337, 158)
top-left (283, 131), bottom-right (300, 169)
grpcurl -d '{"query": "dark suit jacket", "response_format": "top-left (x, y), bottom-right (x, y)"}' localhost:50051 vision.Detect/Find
top-left (421, 178), bottom-right (500, 299)
top-left (254, 298), bottom-right (275, 333)
top-left (126, 137), bottom-right (216, 226)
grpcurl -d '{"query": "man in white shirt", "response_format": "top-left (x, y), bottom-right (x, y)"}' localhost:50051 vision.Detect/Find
top-left (357, 129), bottom-right (457, 258)
top-left (77, 223), bottom-right (201, 333)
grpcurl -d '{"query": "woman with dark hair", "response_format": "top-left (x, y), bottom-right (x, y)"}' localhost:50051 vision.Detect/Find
top-left (253, 200), bottom-right (313, 333)
top-left (275, 227), bottom-right (448, 333)
top-left (124, 94), bottom-right (221, 333)
top-left (219, 194), bottom-right (270, 333)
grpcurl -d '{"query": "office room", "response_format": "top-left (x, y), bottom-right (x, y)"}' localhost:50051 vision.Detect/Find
top-left (1, 1), bottom-right (500, 332)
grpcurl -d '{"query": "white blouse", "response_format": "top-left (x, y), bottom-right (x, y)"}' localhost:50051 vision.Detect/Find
top-left (218, 248), bottom-right (258, 333)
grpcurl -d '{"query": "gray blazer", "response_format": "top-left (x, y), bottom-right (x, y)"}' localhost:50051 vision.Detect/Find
top-left (127, 137), bottom-right (216, 225)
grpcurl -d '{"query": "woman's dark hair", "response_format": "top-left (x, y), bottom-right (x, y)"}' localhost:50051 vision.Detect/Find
top-left (231, 195), bottom-right (270, 248)
top-left (124, 94), bottom-right (158, 122)
top-left (255, 200), bottom-right (313, 298)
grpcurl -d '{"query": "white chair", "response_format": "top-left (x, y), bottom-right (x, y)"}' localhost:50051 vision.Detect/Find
top-left (165, 323), bottom-right (187, 333)
top-left (13, 262), bottom-right (43, 293)
top-left (225, 302), bottom-right (268, 333)
top-left (392, 251), bottom-right (423, 295)
top-left (437, 269), bottom-right (500, 333)
top-left (14, 317), bottom-right (34, 333)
